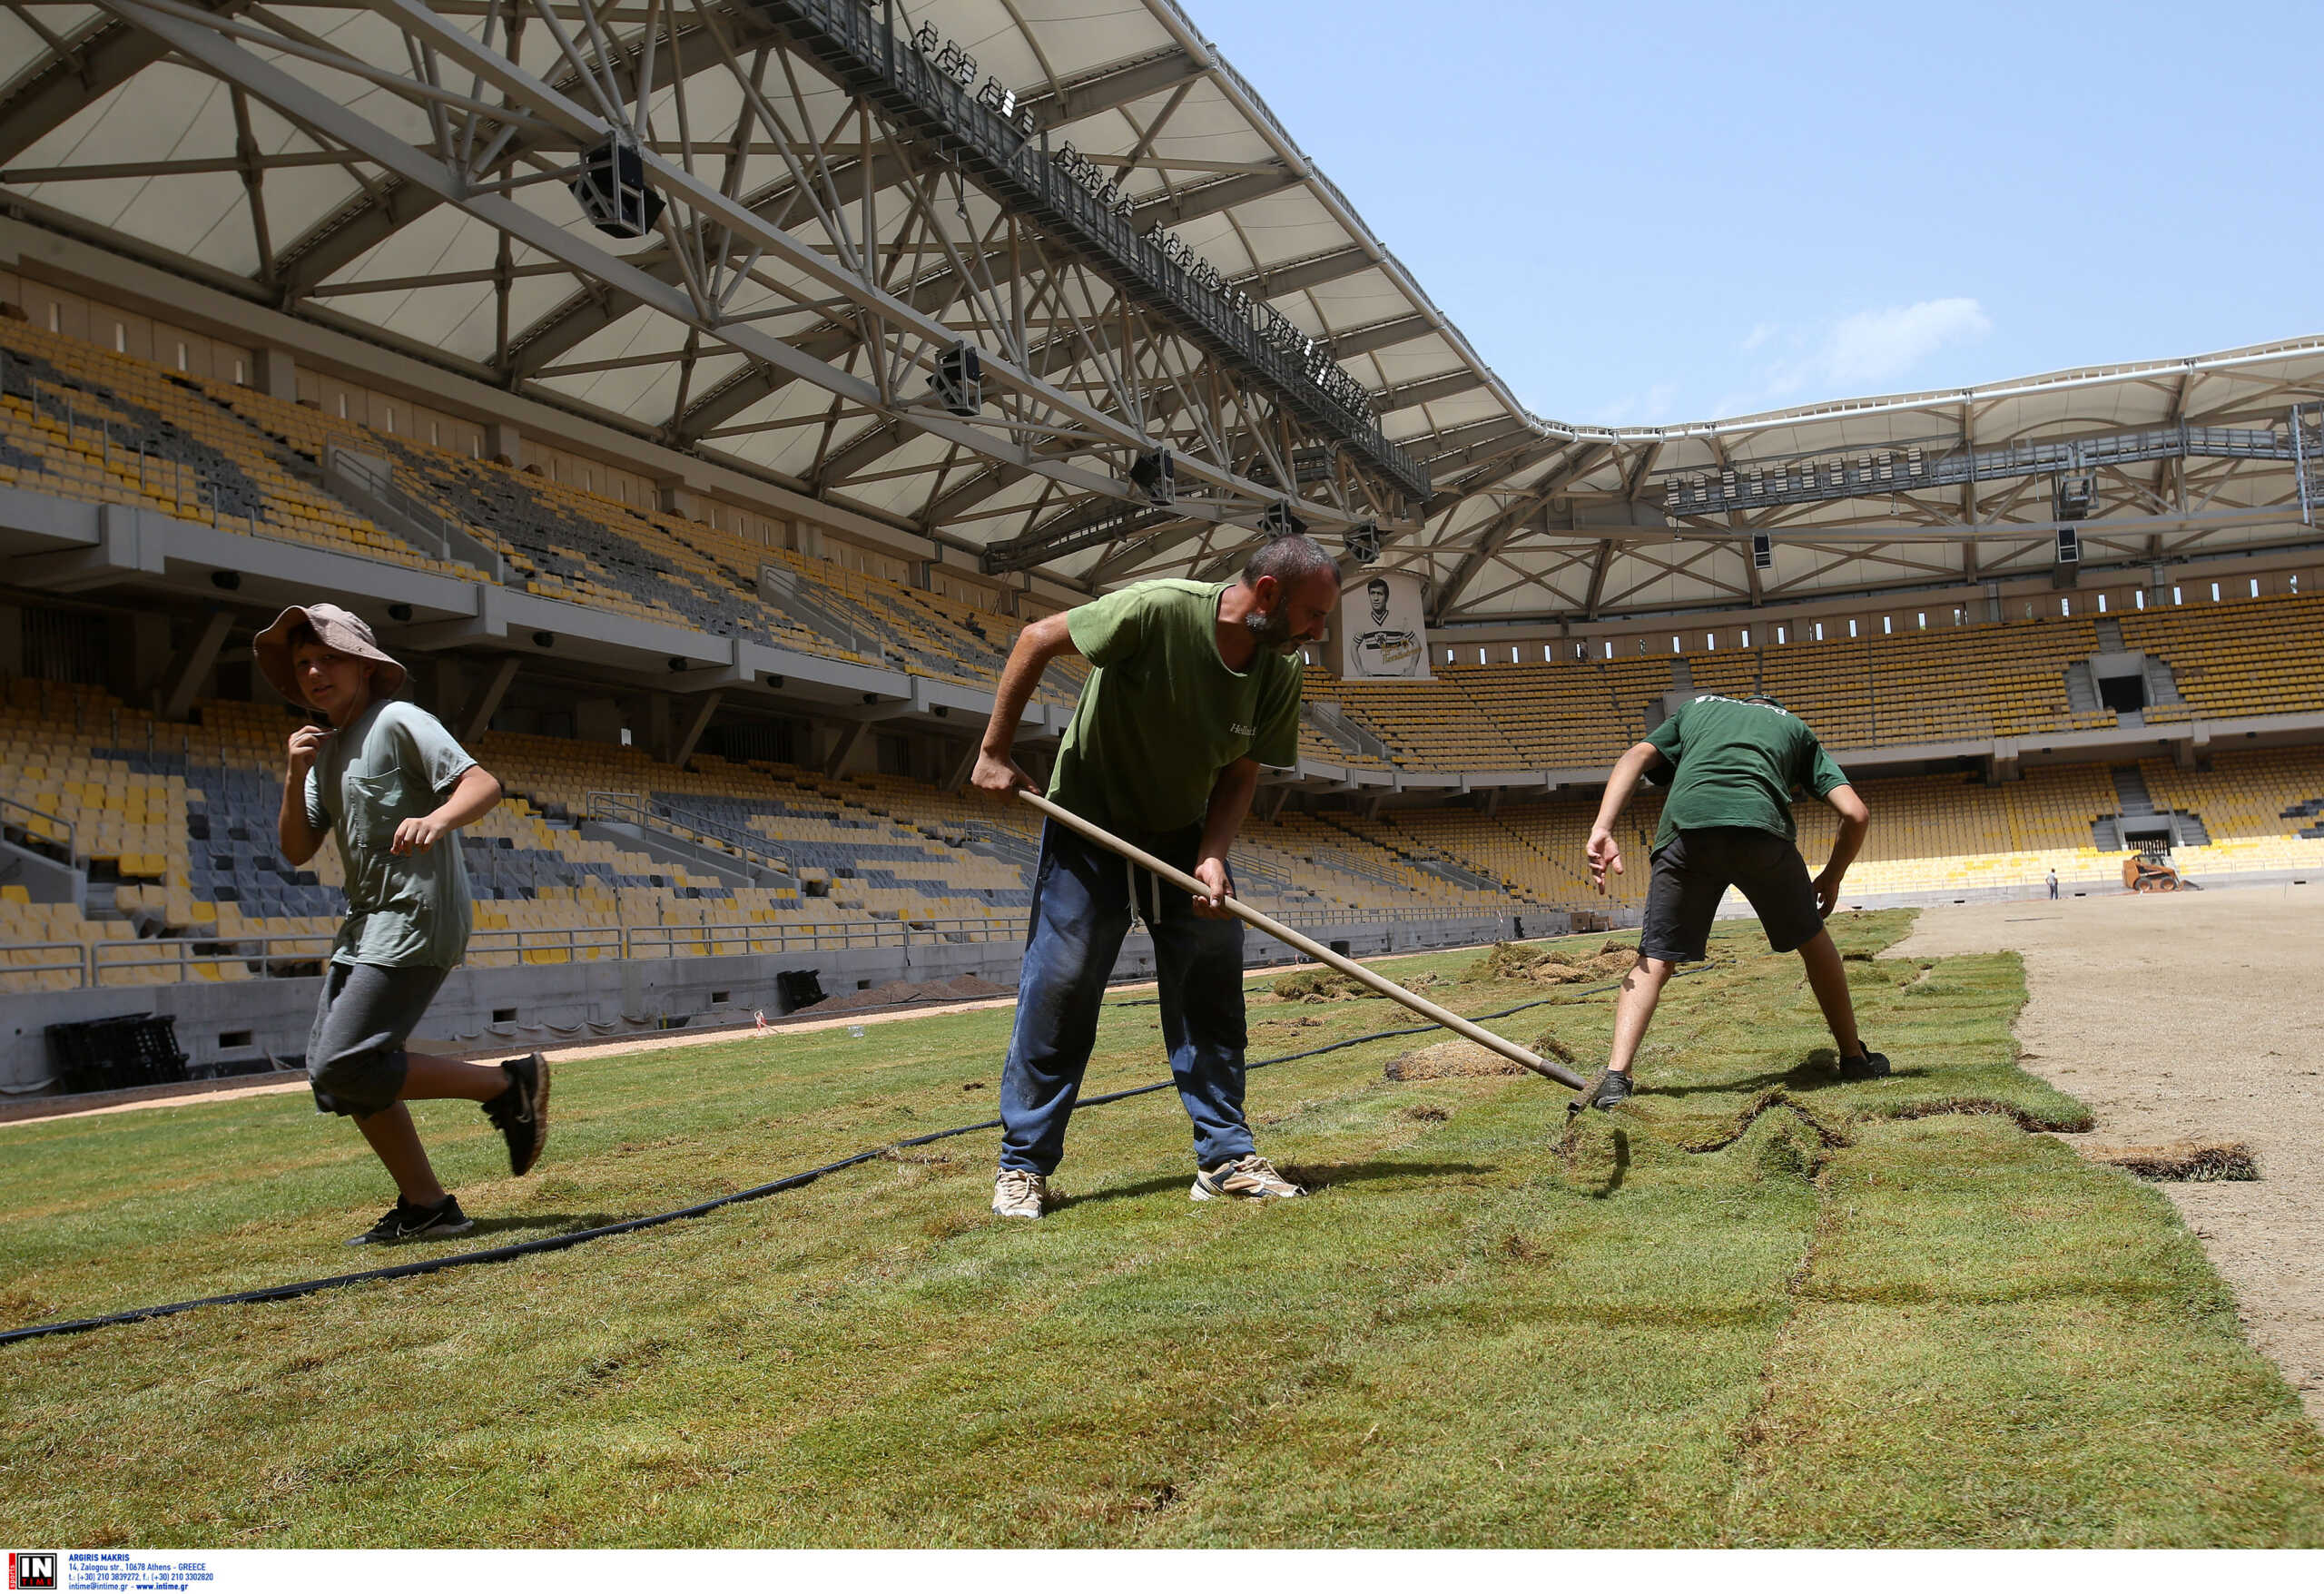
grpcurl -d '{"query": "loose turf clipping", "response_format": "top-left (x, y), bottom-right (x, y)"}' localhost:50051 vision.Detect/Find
top-left (2091, 1140), bottom-right (2260, 1182)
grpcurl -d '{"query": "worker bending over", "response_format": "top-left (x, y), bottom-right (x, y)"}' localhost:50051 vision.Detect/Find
top-left (1581, 693), bottom-right (1889, 1107)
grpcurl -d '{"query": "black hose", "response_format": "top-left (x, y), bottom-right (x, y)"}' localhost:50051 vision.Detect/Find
top-left (0, 978), bottom-right (1649, 1348)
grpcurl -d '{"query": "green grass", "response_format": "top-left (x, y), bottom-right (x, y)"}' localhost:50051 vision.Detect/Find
top-left (2, 910), bottom-right (2319, 1546)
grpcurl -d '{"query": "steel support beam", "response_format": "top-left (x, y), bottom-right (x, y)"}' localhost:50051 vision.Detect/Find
top-left (158, 608), bottom-right (235, 723)
top-left (98, 0), bottom-right (1361, 540)
top-left (458, 655), bottom-right (521, 743)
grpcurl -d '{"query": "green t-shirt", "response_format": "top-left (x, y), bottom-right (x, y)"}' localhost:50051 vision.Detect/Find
top-left (303, 699), bottom-right (478, 968)
top-left (1047, 579), bottom-right (1305, 834)
top-left (1642, 694), bottom-right (1849, 855)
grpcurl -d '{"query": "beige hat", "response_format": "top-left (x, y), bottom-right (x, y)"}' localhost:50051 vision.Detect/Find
top-left (253, 602), bottom-right (408, 703)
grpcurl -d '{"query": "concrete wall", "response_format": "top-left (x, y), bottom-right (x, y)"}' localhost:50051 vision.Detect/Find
top-left (1, 911), bottom-right (1551, 1094)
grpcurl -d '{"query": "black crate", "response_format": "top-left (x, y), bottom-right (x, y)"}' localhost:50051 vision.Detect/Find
top-left (45, 1013), bottom-right (189, 1095)
top-left (774, 969), bottom-right (826, 1013)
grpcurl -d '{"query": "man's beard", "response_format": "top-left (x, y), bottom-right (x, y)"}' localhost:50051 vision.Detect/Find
top-left (1242, 606), bottom-right (1300, 654)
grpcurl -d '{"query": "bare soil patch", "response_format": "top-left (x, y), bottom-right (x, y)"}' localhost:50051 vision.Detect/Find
top-left (1895, 887), bottom-right (2324, 1423)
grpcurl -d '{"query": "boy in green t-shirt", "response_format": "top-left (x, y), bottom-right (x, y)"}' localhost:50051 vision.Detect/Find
top-left (1581, 694), bottom-right (1888, 1107)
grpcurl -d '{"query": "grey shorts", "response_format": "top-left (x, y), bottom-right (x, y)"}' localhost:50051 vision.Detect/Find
top-left (306, 960), bottom-right (449, 1117)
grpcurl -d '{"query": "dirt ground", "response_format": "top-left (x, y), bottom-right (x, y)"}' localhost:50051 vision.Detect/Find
top-left (1896, 887), bottom-right (2324, 1424)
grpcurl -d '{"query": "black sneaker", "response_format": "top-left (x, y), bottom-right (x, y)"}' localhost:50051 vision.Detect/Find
top-left (483, 1051), bottom-right (551, 1176)
top-left (347, 1195), bottom-right (474, 1247)
top-left (1837, 1049), bottom-right (1892, 1080)
top-left (1585, 1069), bottom-right (1634, 1111)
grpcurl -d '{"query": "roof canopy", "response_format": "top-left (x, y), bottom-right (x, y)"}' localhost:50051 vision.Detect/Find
top-left (5, 0), bottom-right (2319, 618)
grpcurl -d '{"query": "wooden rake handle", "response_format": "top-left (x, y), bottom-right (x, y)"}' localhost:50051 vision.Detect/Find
top-left (1015, 789), bottom-right (1585, 1090)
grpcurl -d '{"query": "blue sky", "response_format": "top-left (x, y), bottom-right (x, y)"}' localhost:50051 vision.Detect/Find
top-left (1199, 1), bottom-right (2323, 427)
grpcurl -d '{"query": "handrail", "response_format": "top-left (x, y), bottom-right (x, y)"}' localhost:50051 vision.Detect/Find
top-left (0, 792), bottom-right (78, 863)
top-left (586, 790), bottom-right (797, 878)
top-left (0, 907), bottom-right (1526, 990)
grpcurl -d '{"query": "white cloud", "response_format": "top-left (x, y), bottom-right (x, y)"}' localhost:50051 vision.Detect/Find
top-left (1820, 297), bottom-right (1992, 388)
top-left (1597, 380), bottom-right (1679, 425)
top-left (1704, 298), bottom-right (1992, 418)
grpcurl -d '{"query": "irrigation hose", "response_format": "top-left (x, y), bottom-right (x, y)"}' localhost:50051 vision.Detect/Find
top-left (0, 974), bottom-right (1679, 1348)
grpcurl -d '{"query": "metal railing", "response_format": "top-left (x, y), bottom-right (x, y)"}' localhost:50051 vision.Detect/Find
top-left (0, 907), bottom-right (1529, 990)
top-left (322, 445), bottom-right (507, 579)
top-left (1665, 419), bottom-right (2299, 519)
top-left (586, 791), bottom-right (797, 877)
top-left (766, 0), bottom-right (1430, 502)
top-left (0, 793), bottom-right (77, 863)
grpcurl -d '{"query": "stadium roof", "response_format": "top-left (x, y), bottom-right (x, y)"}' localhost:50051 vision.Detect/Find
top-left (5, 0), bottom-right (2321, 621)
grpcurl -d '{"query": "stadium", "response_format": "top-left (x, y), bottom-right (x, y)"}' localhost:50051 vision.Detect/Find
top-left (2, 0), bottom-right (2321, 1551)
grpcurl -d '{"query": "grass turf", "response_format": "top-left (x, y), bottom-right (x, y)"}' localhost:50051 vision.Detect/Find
top-left (1, 910), bottom-right (2319, 1545)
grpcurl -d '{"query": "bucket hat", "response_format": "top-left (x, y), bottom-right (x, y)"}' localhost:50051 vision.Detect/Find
top-left (253, 602), bottom-right (408, 703)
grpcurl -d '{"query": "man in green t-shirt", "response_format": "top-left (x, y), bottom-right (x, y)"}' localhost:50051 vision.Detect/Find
top-left (1579, 693), bottom-right (1887, 1107)
top-left (970, 536), bottom-right (1341, 1217)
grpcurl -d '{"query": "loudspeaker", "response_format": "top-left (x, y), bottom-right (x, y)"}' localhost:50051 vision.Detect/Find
top-left (2056, 526), bottom-right (2080, 564)
top-left (1128, 448), bottom-right (1175, 507)
top-left (1258, 500), bottom-right (1305, 539)
top-left (931, 343), bottom-right (984, 416)
top-left (1751, 532), bottom-right (1773, 570)
top-left (570, 137), bottom-right (665, 240)
top-left (1345, 520), bottom-right (1380, 565)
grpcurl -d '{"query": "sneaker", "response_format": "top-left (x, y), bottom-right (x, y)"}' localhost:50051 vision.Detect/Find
top-left (346, 1194), bottom-right (474, 1246)
top-left (1191, 1153), bottom-right (1305, 1202)
top-left (1837, 1049), bottom-right (1892, 1080)
top-left (992, 1167), bottom-right (1048, 1219)
top-left (483, 1051), bottom-right (551, 1176)
top-left (1585, 1069), bottom-right (1634, 1111)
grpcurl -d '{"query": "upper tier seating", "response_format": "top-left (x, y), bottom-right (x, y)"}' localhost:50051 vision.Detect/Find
top-left (0, 320), bottom-right (482, 579)
top-left (1315, 590), bottom-right (2323, 772)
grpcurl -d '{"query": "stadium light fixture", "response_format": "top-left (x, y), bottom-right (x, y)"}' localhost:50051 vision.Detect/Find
top-left (571, 136), bottom-right (665, 240)
top-left (1128, 448), bottom-right (1175, 507)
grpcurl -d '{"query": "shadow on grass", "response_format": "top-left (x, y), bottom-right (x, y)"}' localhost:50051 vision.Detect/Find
top-left (1640, 1054), bottom-right (1934, 1100)
top-left (458, 1212), bottom-right (633, 1239)
top-left (1052, 1161), bottom-right (1497, 1210)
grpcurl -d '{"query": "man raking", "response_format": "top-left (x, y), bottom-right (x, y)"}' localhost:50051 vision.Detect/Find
top-left (971, 536), bottom-right (1341, 1217)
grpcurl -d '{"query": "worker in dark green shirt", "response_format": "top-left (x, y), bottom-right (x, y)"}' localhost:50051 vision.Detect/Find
top-left (971, 536), bottom-right (1341, 1217)
top-left (1581, 693), bottom-right (1888, 1107)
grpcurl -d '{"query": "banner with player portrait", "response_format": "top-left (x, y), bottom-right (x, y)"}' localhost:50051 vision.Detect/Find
top-left (1330, 569), bottom-right (1432, 680)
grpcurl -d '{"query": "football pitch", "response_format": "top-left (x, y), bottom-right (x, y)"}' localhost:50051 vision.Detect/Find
top-left (4, 911), bottom-right (2320, 1547)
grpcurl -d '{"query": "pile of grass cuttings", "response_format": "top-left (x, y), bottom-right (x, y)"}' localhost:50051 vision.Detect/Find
top-left (1462, 940), bottom-right (1640, 986)
top-left (2091, 1140), bottom-right (2260, 1182)
top-left (1385, 1029), bottom-right (1579, 1081)
top-left (1270, 969), bottom-right (1368, 1003)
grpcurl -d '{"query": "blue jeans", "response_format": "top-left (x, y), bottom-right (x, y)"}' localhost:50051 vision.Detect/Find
top-left (998, 820), bottom-right (1255, 1176)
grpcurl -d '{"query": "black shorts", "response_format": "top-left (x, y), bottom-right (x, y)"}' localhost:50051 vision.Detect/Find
top-left (1640, 827), bottom-right (1825, 963)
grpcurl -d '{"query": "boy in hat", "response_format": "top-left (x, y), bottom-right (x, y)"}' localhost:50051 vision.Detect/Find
top-left (256, 602), bottom-right (550, 1245)
top-left (1581, 692), bottom-right (1888, 1107)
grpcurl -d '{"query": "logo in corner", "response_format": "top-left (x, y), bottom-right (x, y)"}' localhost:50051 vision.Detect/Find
top-left (8, 1554), bottom-right (57, 1590)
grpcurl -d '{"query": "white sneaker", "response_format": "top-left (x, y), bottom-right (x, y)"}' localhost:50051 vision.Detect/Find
top-left (1191, 1153), bottom-right (1305, 1202)
top-left (992, 1167), bottom-right (1048, 1219)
